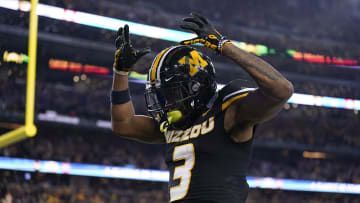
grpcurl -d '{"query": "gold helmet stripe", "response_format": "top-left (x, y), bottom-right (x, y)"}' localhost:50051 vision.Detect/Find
top-left (150, 47), bottom-right (170, 82)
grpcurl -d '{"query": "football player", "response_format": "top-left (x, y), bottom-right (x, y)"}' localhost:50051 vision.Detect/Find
top-left (111, 13), bottom-right (293, 203)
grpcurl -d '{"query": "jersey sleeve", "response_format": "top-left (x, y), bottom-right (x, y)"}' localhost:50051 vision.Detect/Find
top-left (218, 79), bottom-right (258, 111)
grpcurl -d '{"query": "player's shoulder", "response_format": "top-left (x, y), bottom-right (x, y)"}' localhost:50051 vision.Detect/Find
top-left (201, 79), bottom-right (258, 118)
top-left (216, 79), bottom-right (258, 112)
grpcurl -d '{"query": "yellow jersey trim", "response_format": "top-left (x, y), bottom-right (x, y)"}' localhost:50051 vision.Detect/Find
top-left (201, 107), bottom-right (212, 117)
top-left (221, 92), bottom-right (248, 111)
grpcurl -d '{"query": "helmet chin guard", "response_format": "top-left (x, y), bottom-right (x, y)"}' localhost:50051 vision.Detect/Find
top-left (145, 45), bottom-right (217, 130)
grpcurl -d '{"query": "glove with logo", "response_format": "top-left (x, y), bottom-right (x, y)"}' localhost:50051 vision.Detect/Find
top-left (113, 24), bottom-right (151, 75)
top-left (180, 13), bottom-right (231, 54)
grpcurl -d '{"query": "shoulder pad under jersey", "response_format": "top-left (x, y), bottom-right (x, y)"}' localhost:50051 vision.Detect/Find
top-left (218, 79), bottom-right (258, 111)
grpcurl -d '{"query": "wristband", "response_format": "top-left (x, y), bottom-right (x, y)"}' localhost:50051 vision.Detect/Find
top-left (218, 38), bottom-right (231, 55)
top-left (111, 89), bottom-right (131, 104)
top-left (113, 68), bottom-right (129, 76)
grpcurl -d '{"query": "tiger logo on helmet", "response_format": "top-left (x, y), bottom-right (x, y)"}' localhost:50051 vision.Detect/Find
top-left (145, 45), bottom-right (217, 131)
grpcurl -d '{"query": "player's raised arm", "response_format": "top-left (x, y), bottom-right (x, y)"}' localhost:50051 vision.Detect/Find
top-left (111, 25), bottom-right (165, 144)
top-left (180, 13), bottom-right (293, 124)
top-left (221, 42), bottom-right (293, 121)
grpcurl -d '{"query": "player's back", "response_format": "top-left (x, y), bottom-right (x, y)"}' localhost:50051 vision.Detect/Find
top-left (164, 80), bottom-right (256, 203)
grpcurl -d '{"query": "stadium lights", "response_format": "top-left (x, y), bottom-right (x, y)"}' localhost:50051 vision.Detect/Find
top-left (0, 156), bottom-right (359, 194)
top-left (0, 0), bottom-right (358, 67)
top-left (302, 151), bottom-right (327, 159)
top-left (3, 51), bottom-right (29, 64)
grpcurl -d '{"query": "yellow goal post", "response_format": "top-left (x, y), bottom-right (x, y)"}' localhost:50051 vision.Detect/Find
top-left (0, 0), bottom-right (39, 148)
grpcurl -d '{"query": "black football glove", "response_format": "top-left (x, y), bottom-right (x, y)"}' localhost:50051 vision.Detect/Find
top-left (113, 24), bottom-right (150, 74)
top-left (180, 13), bottom-right (231, 54)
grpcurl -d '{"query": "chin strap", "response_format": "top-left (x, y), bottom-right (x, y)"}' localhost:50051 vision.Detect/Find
top-left (160, 110), bottom-right (183, 133)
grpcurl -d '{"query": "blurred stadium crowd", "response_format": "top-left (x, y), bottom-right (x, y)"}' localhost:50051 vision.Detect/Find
top-left (1, 127), bottom-right (360, 183)
top-left (2, 0), bottom-right (360, 84)
top-left (1, 0), bottom-right (360, 58)
top-left (0, 170), bottom-right (168, 203)
top-left (1, 67), bottom-right (359, 148)
top-left (1, 0), bottom-right (360, 202)
top-left (1, 170), bottom-right (360, 203)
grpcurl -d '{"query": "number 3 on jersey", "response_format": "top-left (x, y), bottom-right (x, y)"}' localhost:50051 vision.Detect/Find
top-left (170, 143), bottom-right (195, 202)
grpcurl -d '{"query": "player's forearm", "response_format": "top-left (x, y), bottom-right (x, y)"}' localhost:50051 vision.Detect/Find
top-left (222, 43), bottom-right (293, 100)
top-left (112, 73), bottom-right (129, 91)
top-left (110, 74), bottom-right (164, 143)
top-left (111, 74), bottom-right (135, 125)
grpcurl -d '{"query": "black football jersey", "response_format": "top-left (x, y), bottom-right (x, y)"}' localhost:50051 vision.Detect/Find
top-left (164, 80), bottom-right (258, 203)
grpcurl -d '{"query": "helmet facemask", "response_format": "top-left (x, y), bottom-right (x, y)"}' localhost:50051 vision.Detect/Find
top-left (145, 65), bottom-right (195, 124)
